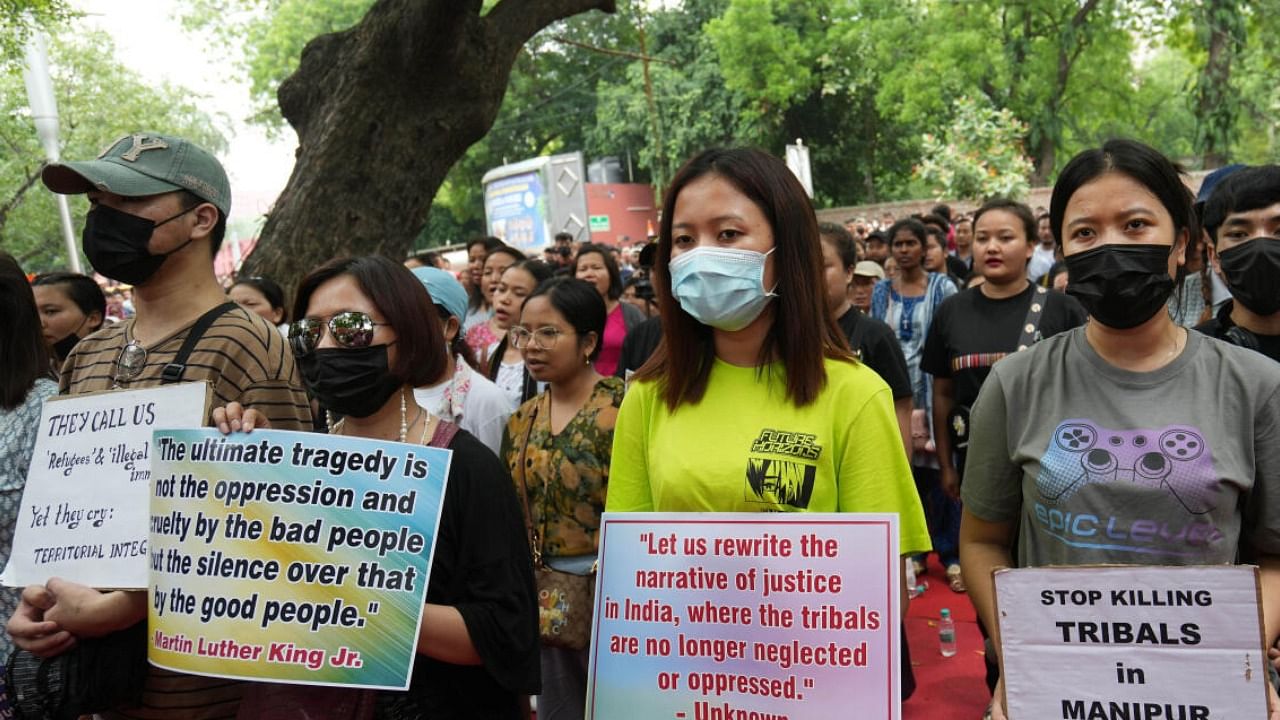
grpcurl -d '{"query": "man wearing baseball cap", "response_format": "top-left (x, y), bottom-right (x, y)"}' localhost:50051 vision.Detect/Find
top-left (8, 133), bottom-right (312, 717)
top-left (849, 260), bottom-right (885, 314)
top-left (412, 266), bottom-right (515, 455)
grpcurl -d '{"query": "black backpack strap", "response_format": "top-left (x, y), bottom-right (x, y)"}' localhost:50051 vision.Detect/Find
top-left (161, 303), bottom-right (239, 384)
top-left (847, 313), bottom-right (869, 358)
top-left (1016, 286), bottom-right (1049, 350)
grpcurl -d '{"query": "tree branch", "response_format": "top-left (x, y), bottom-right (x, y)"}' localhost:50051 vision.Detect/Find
top-left (486, 0), bottom-right (616, 50)
top-left (0, 167), bottom-right (42, 235)
top-left (551, 35), bottom-right (677, 65)
top-left (1056, 0), bottom-right (1101, 92)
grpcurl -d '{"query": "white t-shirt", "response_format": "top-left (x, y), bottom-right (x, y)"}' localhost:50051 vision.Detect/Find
top-left (414, 357), bottom-right (515, 457)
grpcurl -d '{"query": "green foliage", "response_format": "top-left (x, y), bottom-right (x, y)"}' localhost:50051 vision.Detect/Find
top-left (0, 0), bottom-right (73, 64)
top-left (914, 97), bottom-right (1032, 201)
top-left (181, 0), bottom-right (372, 132)
top-left (0, 31), bottom-right (225, 271)
top-left (590, 0), bottom-right (745, 196)
top-left (705, 0), bottom-right (817, 116)
top-left (181, 0), bottom-right (1280, 239)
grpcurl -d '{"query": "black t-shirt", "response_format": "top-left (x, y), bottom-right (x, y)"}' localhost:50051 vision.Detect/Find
top-left (945, 254), bottom-right (971, 284)
top-left (837, 308), bottom-right (913, 401)
top-left (1194, 300), bottom-right (1280, 363)
top-left (921, 283), bottom-right (1087, 408)
top-left (616, 315), bottom-right (664, 378)
top-left (405, 429), bottom-right (540, 718)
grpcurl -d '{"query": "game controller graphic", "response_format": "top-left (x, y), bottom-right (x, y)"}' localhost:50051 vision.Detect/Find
top-left (1037, 421), bottom-right (1217, 514)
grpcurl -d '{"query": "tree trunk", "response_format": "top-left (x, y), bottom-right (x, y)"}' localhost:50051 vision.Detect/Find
top-left (1196, 0), bottom-right (1239, 169)
top-left (243, 0), bottom-right (615, 292)
top-left (1031, 133), bottom-right (1055, 187)
top-left (1028, 0), bottom-right (1099, 186)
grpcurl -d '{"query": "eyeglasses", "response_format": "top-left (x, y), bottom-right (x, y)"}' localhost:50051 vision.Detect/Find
top-left (289, 311), bottom-right (389, 355)
top-left (509, 326), bottom-right (569, 350)
top-left (113, 340), bottom-right (148, 386)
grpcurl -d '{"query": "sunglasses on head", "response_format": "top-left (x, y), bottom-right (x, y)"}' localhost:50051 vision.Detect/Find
top-left (289, 311), bottom-right (389, 355)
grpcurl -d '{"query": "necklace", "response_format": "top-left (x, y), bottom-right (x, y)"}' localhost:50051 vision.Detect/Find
top-left (328, 388), bottom-right (419, 441)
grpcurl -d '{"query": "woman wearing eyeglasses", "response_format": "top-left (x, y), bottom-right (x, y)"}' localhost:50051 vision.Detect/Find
top-left (500, 278), bottom-right (624, 720)
top-left (216, 256), bottom-right (539, 718)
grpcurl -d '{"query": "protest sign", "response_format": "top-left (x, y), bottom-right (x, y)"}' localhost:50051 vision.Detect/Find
top-left (587, 513), bottom-right (900, 720)
top-left (148, 428), bottom-right (450, 690)
top-left (995, 565), bottom-right (1268, 720)
top-left (2, 383), bottom-right (210, 589)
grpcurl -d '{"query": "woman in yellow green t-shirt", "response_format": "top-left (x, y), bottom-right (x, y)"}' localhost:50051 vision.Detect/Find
top-left (606, 147), bottom-right (929, 557)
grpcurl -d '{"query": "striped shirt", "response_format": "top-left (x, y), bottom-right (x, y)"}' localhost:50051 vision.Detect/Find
top-left (60, 303), bottom-right (313, 720)
top-left (61, 304), bottom-right (313, 429)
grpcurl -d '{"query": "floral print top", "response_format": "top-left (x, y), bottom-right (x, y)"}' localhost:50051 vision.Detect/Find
top-left (501, 376), bottom-right (625, 558)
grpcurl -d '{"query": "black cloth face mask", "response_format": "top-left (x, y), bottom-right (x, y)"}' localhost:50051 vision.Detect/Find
top-left (296, 344), bottom-right (401, 419)
top-left (1218, 237), bottom-right (1280, 316)
top-left (82, 203), bottom-right (195, 285)
top-left (1065, 244), bottom-right (1176, 329)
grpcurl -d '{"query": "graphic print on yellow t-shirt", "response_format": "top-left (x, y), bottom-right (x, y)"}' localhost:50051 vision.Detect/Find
top-left (745, 428), bottom-right (823, 509)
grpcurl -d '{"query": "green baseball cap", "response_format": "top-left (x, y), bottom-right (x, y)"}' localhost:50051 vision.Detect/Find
top-left (42, 132), bottom-right (231, 216)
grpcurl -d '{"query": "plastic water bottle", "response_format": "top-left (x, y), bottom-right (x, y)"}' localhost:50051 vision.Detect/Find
top-left (939, 608), bottom-right (957, 657)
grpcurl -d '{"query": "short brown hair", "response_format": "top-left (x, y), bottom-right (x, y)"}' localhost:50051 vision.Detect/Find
top-left (635, 148), bottom-right (852, 410)
top-left (293, 256), bottom-right (445, 387)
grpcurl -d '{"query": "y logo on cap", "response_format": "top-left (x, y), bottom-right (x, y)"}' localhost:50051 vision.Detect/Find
top-left (99, 134), bottom-right (169, 161)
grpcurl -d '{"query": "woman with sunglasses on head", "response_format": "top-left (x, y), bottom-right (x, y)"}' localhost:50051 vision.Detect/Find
top-left (606, 147), bottom-right (929, 600)
top-left (32, 272), bottom-right (106, 366)
top-left (500, 277), bottom-right (624, 720)
top-left (467, 246), bottom-right (526, 359)
top-left (215, 256), bottom-right (539, 718)
top-left (487, 259), bottom-right (556, 407)
top-left (959, 140), bottom-right (1280, 720)
top-left (572, 243), bottom-right (644, 376)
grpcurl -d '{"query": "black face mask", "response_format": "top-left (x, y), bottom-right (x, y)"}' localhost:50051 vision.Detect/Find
top-left (52, 333), bottom-right (80, 361)
top-left (82, 203), bottom-right (194, 285)
top-left (1218, 237), bottom-right (1280, 316)
top-left (1065, 244), bottom-right (1176, 329)
top-left (296, 345), bottom-right (401, 419)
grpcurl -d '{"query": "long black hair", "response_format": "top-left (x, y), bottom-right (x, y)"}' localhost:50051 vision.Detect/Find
top-left (0, 254), bottom-right (52, 409)
top-left (635, 147), bottom-right (852, 410)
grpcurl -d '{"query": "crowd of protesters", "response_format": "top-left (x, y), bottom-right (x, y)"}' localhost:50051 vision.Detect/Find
top-left (3, 131), bottom-right (1280, 720)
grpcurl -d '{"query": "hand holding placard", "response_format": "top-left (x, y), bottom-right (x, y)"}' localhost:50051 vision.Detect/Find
top-left (995, 565), bottom-right (1268, 720)
top-left (149, 428), bottom-right (450, 689)
top-left (3, 383), bottom-right (211, 590)
top-left (587, 514), bottom-right (899, 720)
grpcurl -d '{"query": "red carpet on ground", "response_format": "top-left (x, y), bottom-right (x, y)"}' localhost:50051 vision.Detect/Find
top-left (903, 556), bottom-right (991, 720)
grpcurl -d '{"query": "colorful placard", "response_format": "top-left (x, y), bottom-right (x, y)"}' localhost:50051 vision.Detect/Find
top-left (996, 565), bottom-right (1268, 719)
top-left (2, 383), bottom-right (210, 589)
top-left (587, 513), bottom-right (900, 720)
top-left (148, 428), bottom-right (450, 690)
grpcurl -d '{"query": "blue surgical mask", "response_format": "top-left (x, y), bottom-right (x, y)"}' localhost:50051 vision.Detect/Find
top-left (669, 246), bottom-right (777, 331)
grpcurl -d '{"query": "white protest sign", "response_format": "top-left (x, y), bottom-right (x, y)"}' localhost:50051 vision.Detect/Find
top-left (3, 383), bottom-right (210, 589)
top-left (587, 513), bottom-right (900, 720)
top-left (996, 565), bottom-right (1267, 720)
